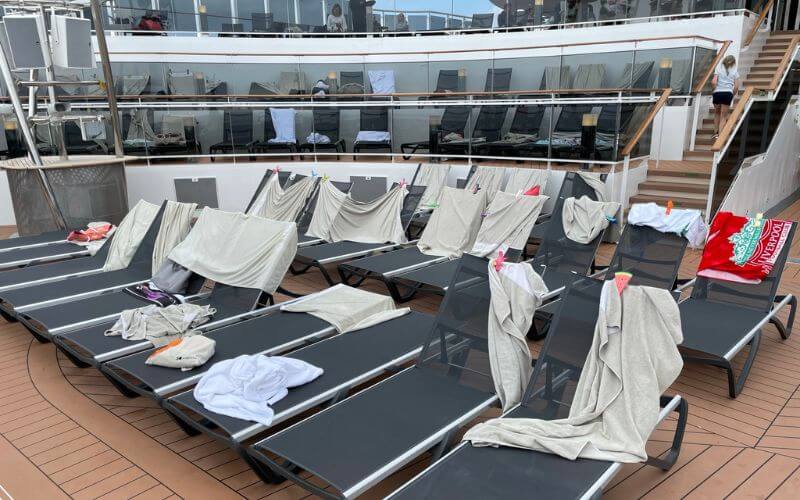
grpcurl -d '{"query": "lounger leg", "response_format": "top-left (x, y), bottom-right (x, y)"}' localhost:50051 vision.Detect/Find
top-left (337, 267), bottom-right (368, 288)
top-left (57, 345), bottom-right (91, 369)
top-left (645, 396), bottom-right (688, 470)
top-left (102, 370), bottom-right (142, 398)
top-left (20, 322), bottom-right (50, 344)
top-left (276, 286), bottom-right (304, 298)
top-left (289, 262), bottom-right (313, 275)
top-left (430, 428), bottom-right (457, 462)
top-left (771, 294), bottom-right (796, 340)
top-left (0, 309), bottom-right (16, 323)
top-left (165, 410), bottom-right (201, 437)
top-left (247, 448), bottom-right (338, 498)
top-left (386, 280), bottom-right (419, 303)
top-left (316, 264), bottom-right (338, 287)
top-left (684, 332), bottom-right (762, 398)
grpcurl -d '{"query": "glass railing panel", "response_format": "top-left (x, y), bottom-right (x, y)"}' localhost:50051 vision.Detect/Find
top-left (632, 47), bottom-right (694, 94)
top-left (427, 59), bottom-right (493, 95)
top-left (363, 61), bottom-right (428, 99)
top-left (111, 61), bottom-right (168, 96)
top-left (560, 51), bottom-right (635, 90)
top-left (691, 46), bottom-right (717, 92)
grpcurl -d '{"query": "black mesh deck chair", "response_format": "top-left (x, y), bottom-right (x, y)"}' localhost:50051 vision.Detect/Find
top-left (484, 67), bottom-right (513, 94)
top-left (248, 254), bottom-right (500, 497)
top-left (400, 106), bottom-right (472, 159)
top-left (63, 121), bottom-right (106, 155)
top-left (0, 203), bottom-right (172, 326)
top-left (352, 108), bottom-right (392, 157)
top-left (338, 71), bottom-right (366, 97)
top-left (437, 105), bottom-right (509, 156)
top-left (476, 103), bottom-right (545, 158)
top-left (209, 110), bottom-right (256, 159)
top-left (417, 69), bottom-right (464, 105)
top-left (288, 183), bottom-right (426, 286)
top-left (0, 229), bottom-right (67, 252)
top-left (387, 278), bottom-right (688, 500)
top-left (299, 108), bottom-right (347, 158)
top-left (529, 104), bottom-right (596, 158)
top-left (249, 109), bottom-right (300, 158)
top-left (0, 172), bottom-right (275, 298)
top-left (391, 173), bottom-right (607, 302)
top-left (106, 307), bottom-right (436, 484)
top-left (470, 12), bottom-right (495, 30)
top-left (678, 222), bottom-right (798, 398)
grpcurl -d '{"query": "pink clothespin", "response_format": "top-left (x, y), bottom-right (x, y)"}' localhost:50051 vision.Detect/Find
top-left (614, 272), bottom-right (632, 295)
top-left (400, 178), bottom-right (407, 189)
top-left (272, 166), bottom-right (281, 173)
top-left (493, 250), bottom-right (506, 272)
top-left (666, 200), bottom-right (674, 216)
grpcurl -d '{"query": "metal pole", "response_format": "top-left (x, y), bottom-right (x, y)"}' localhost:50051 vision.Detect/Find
top-left (90, 0), bottom-right (124, 157)
top-left (0, 31), bottom-right (67, 229)
top-left (37, 6), bottom-right (67, 159)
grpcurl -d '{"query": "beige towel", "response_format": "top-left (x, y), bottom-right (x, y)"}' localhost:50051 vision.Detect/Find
top-left (562, 196), bottom-right (620, 244)
top-left (417, 187), bottom-right (486, 258)
top-left (416, 163), bottom-right (452, 209)
top-left (103, 200), bottom-right (161, 272)
top-left (471, 193), bottom-right (548, 258)
top-left (326, 185), bottom-right (408, 244)
top-left (249, 174), bottom-right (316, 223)
top-left (305, 180), bottom-right (348, 239)
top-left (503, 168), bottom-right (549, 195)
top-left (150, 201), bottom-right (197, 274)
top-left (466, 166), bottom-right (506, 201)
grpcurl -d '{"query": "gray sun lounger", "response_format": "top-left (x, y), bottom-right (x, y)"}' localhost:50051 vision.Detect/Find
top-left (247, 254), bottom-right (500, 498)
top-left (0, 170), bottom-right (277, 297)
top-left (0, 236), bottom-right (93, 271)
top-left (111, 310), bottom-right (434, 484)
top-left (289, 182), bottom-right (425, 286)
top-left (0, 229), bottom-right (68, 252)
top-left (0, 203), bottom-right (171, 324)
top-left (387, 278), bottom-right (688, 500)
top-left (678, 221), bottom-right (798, 398)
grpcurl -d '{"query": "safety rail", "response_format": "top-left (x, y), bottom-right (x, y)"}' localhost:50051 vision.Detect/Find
top-left (743, 0), bottom-right (774, 47)
top-left (621, 88), bottom-right (672, 157)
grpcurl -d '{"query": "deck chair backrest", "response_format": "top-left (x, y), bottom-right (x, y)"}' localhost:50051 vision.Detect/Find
top-left (456, 165), bottom-right (480, 189)
top-left (691, 222), bottom-right (797, 313)
top-left (440, 107), bottom-right (472, 136)
top-left (596, 104), bottom-right (637, 135)
top-left (472, 106), bottom-right (509, 141)
top-left (509, 104), bottom-right (545, 135)
top-left (251, 12), bottom-right (272, 32)
top-left (349, 176), bottom-right (387, 202)
top-left (312, 108), bottom-right (341, 142)
top-left (206, 282), bottom-right (264, 314)
top-left (533, 173), bottom-right (605, 273)
top-left (606, 224), bottom-right (687, 290)
top-left (416, 253), bottom-right (496, 395)
top-left (399, 185), bottom-right (426, 229)
top-left (541, 66), bottom-right (571, 90)
top-left (520, 279), bottom-right (604, 419)
top-left (223, 110), bottom-right (253, 144)
top-left (340, 71), bottom-right (365, 90)
top-left (128, 202), bottom-right (168, 270)
top-left (470, 13), bottom-right (494, 28)
top-left (244, 170), bottom-right (273, 213)
top-left (435, 70), bottom-right (460, 93)
top-left (572, 64), bottom-right (606, 90)
top-left (262, 110), bottom-right (279, 141)
top-left (554, 104), bottom-right (594, 134)
top-left (63, 121), bottom-right (95, 148)
top-left (359, 108), bottom-right (389, 132)
top-left (484, 68), bottom-right (513, 92)
top-left (296, 180), bottom-right (351, 232)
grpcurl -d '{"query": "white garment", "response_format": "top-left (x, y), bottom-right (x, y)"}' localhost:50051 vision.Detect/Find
top-left (151, 201), bottom-right (197, 274)
top-left (714, 65), bottom-right (740, 93)
top-left (627, 202), bottom-right (708, 248)
top-left (103, 200), bottom-right (161, 272)
top-left (168, 208), bottom-right (297, 294)
top-left (466, 167), bottom-right (506, 202)
top-left (268, 108), bottom-right (296, 143)
top-left (326, 13), bottom-right (347, 32)
top-left (194, 355), bottom-right (323, 426)
top-left (305, 180), bottom-right (348, 239)
top-left (305, 132), bottom-right (331, 144)
top-left (281, 284), bottom-right (410, 333)
top-left (417, 187), bottom-right (486, 258)
top-left (146, 335), bottom-right (216, 371)
top-left (503, 169), bottom-right (548, 195)
top-left (470, 193), bottom-right (548, 258)
top-left (487, 262), bottom-right (549, 411)
top-left (562, 196), bottom-right (620, 244)
top-left (355, 131), bottom-right (391, 143)
top-left (326, 185), bottom-right (408, 244)
top-left (104, 303), bottom-right (216, 347)
top-left (368, 70), bottom-right (396, 95)
top-left (465, 281), bottom-right (683, 463)
top-left (577, 172), bottom-right (608, 202)
top-left (415, 163), bottom-right (451, 209)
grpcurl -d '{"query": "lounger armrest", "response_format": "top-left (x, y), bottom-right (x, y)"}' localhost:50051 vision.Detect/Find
top-left (644, 395), bottom-right (687, 471)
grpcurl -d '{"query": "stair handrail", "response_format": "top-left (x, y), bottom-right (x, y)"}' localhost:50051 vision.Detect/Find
top-left (711, 36), bottom-right (799, 153)
top-left (620, 88), bottom-right (672, 158)
top-left (693, 40), bottom-right (732, 93)
top-left (743, 0), bottom-right (775, 47)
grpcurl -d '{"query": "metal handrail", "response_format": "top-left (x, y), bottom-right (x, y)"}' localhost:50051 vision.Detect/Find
top-left (620, 88), bottom-right (672, 157)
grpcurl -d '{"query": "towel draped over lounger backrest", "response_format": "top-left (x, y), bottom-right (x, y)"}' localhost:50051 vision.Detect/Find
top-left (466, 166), bottom-right (506, 201)
top-left (470, 192), bottom-right (548, 258)
top-left (417, 187), bottom-right (487, 258)
top-left (248, 174), bottom-right (316, 222)
top-left (324, 185), bottom-right (409, 244)
top-left (168, 208), bottom-right (298, 294)
top-left (503, 168), bottom-right (548, 195)
top-left (415, 163), bottom-right (452, 209)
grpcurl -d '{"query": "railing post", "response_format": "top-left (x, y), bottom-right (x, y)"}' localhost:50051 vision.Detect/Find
top-left (689, 91), bottom-right (702, 151)
top-left (705, 152), bottom-right (720, 223)
top-left (620, 154), bottom-right (630, 221)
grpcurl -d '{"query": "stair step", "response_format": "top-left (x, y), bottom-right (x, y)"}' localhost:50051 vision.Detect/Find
top-left (630, 194), bottom-right (707, 210)
top-left (639, 181), bottom-right (709, 194)
top-left (646, 174), bottom-right (710, 186)
top-left (646, 167), bottom-right (711, 179)
top-left (684, 149), bottom-right (714, 158)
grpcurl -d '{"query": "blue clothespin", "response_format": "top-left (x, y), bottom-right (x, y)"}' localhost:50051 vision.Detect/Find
top-left (606, 215), bottom-right (617, 224)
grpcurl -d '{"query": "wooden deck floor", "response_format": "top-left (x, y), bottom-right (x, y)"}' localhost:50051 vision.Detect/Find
top-left (2, 219), bottom-right (800, 499)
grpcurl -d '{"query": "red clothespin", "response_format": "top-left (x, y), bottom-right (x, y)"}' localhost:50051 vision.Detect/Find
top-left (614, 272), bottom-right (633, 295)
top-left (493, 250), bottom-right (506, 272)
top-left (666, 200), bottom-right (674, 216)
top-left (524, 185), bottom-right (541, 196)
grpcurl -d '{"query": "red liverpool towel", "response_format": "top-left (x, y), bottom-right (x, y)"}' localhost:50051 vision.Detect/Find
top-left (697, 211), bottom-right (792, 284)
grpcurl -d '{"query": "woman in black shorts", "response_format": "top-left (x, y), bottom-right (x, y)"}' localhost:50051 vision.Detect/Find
top-left (711, 55), bottom-right (740, 140)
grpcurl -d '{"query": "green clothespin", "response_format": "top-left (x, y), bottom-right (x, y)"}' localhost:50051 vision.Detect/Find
top-left (322, 174), bottom-right (330, 182)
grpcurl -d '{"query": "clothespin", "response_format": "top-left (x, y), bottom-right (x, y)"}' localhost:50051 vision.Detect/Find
top-left (605, 215), bottom-right (617, 224)
top-left (399, 178), bottom-right (407, 189)
top-left (614, 272), bottom-right (633, 295)
top-left (666, 200), bottom-right (674, 215)
top-left (472, 183), bottom-right (480, 194)
top-left (754, 213), bottom-right (764, 228)
top-left (481, 210), bottom-right (490, 218)
top-left (98, 80), bottom-right (107, 92)
top-left (427, 201), bottom-right (440, 209)
top-left (272, 166), bottom-right (281, 173)
top-left (515, 189), bottom-right (523, 199)
top-left (322, 173), bottom-right (330, 182)
top-left (493, 250), bottom-right (506, 272)
top-left (311, 169), bottom-right (318, 178)
top-left (524, 185), bottom-right (541, 196)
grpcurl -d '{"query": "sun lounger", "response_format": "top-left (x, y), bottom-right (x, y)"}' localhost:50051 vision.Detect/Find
top-left (0, 230), bottom-right (67, 252)
top-left (299, 108), bottom-right (347, 158)
top-left (400, 107), bottom-right (472, 159)
top-left (289, 184), bottom-right (426, 286)
top-left (437, 106), bottom-right (509, 157)
top-left (115, 309), bottom-right (433, 483)
top-left (476, 103), bottom-right (544, 158)
top-left (247, 254), bottom-right (499, 497)
top-left (678, 221), bottom-right (797, 397)
top-left (209, 110), bottom-right (257, 159)
top-left (352, 108), bottom-right (392, 157)
top-left (387, 278), bottom-right (688, 500)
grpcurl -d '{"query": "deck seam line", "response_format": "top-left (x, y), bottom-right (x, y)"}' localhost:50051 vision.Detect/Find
top-left (765, 462), bottom-right (800, 498)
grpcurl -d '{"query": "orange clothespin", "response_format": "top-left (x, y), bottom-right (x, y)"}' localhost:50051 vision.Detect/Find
top-left (666, 200), bottom-right (674, 215)
top-left (754, 213), bottom-right (764, 227)
top-left (493, 250), bottom-right (506, 272)
top-left (614, 272), bottom-right (633, 295)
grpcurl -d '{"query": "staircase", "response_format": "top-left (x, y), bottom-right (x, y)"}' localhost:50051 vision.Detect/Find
top-left (632, 31), bottom-right (798, 212)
